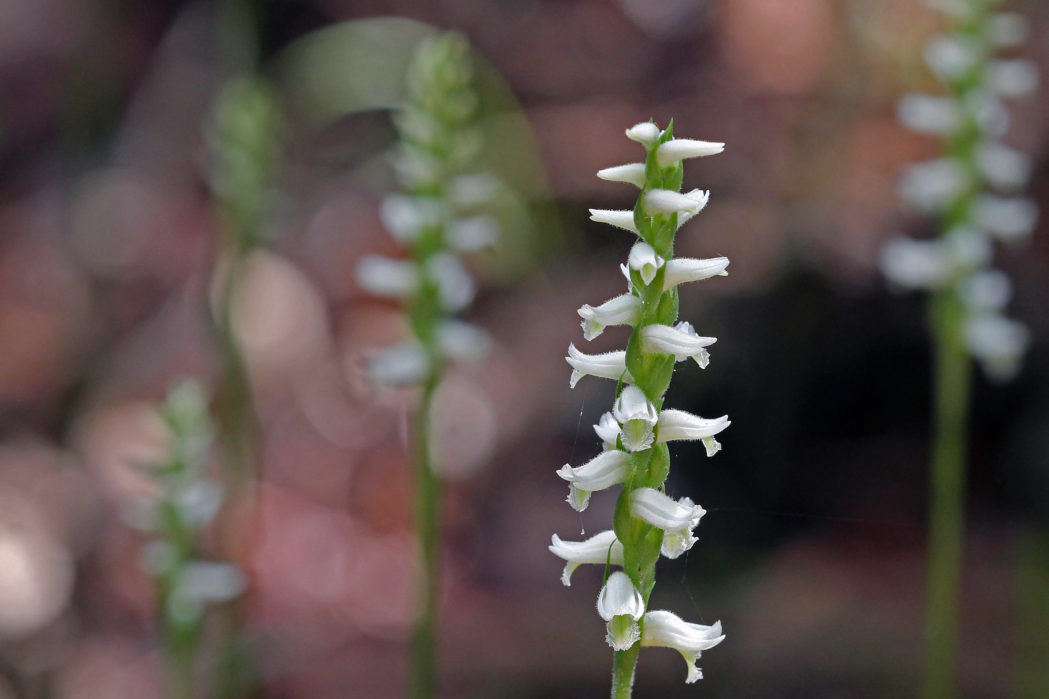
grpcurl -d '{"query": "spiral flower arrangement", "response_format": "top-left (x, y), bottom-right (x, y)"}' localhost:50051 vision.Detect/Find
top-left (550, 121), bottom-right (729, 694)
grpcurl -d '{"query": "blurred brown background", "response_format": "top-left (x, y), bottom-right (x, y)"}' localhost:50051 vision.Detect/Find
top-left (1, 0), bottom-right (1048, 696)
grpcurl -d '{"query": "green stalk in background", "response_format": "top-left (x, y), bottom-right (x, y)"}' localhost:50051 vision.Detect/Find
top-left (355, 34), bottom-right (499, 698)
top-left (551, 121), bottom-right (731, 696)
top-left (206, 74), bottom-right (281, 699)
top-left (880, 1), bottom-right (1038, 695)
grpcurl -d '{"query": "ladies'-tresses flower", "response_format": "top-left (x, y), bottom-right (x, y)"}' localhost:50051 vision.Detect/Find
top-left (613, 385), bottom-right (658, 452)
top-left (578, 293), bottom-right (641, 341)
top-left (656, 409), bottom-right (731, 457)
top-left (641, 321), bottom-right (716, 368)
top-left (557, 449), bottom-right (632, 511)
top-left (548, 530), bottom-right (625, 587)
top-left (597, 572), bottom-right (646, 651)
top-left (566, 344), bottom-right (633, 388)
top-left (553, 120), bottom-right (729, 689)
top-left (628, 241), bottom-right (665, 286)
top-left (629, 487), bottom-right (706, 559)
top-left (641, 610), bottom-right (725, 684)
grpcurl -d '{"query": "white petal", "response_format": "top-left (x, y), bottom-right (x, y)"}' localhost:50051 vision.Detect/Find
top-left (976, 142), bottom-right (1031, 191)
top-left (966, 314), bottom-right (1029, 381)
top-left (641, 322), bottom-right (716, 365)
top-left (357, 255), bottom-right (418, 298)
top-left (578, 294), bottom-right (641, 341)
top-left (973, 195), bottom-right (1038, 241)
top-left (924, 35), bottom-right (978, 81)
top-left (960, 270), bottom-right (1012, 313)
top-left (625, 122), bottom-right (661, 146)
top-left (628, 241), bottom-right (666, 286)
top-left (675, 189), bottom-right (711, 228)
top-left (899, 158), bottom-right (969, 212)
top-left (989, 13), bottom-right (1029, 48)
top-left (987, 60), bottom-right (1039, 98)
top-left (641, 610), bottom-right (725, 684)
top-left (656, 409), bottom-right (731, 444)
top-left (556, 450), bottom-right (632, 511)
top-left (447, 216), bottom-right (499, 252)
top-left (879, 236), bottom-right (951, 290)
top-left (644, 189), bottom-right (703, 215)
top-left (566, 344), bottom-right (632, 388)
top-left (380, 195), bottom-right (445, 243)
top-left (944, 227), bottom-right (992, 269)
top-left (447, 173), bottom-right (500, 207)
top-left (897, 94), bottom-right (960, 136)
top-left (176, 562), bottom-right (245, 602)
top-left (702, 437), bottom-right (722, 458)
top-left (590, 209), bottom-right (639, 234)
top-left (597, 163), bottom-right (646, 187)
top-left (663, 257), bottom-right (730, 289)
top-left (367, 343), bottom-right (430, 385)
top-left (549, 530), bottom-right (624, 586)
top-left (594, 412), bottom-right (623, 450)
top-left (963, 91), bottom-right (1009, 138)
top-left (629, 488), bottom-right (706, 532)
top-left (436, 320), bottom-right (490, 362)
top-left (425, 253), bottom-right (475, 311)
top-left (655, 139), bottom-right (724, 168)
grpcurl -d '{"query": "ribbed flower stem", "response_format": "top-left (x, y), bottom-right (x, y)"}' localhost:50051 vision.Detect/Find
top-left (922, 286), bottom-right (971, 699)
top-left (410, 368), bottom-right (442, 699)
top-left (611, 645), bottom-right (640, 699)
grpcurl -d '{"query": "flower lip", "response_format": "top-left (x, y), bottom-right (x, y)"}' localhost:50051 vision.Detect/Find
top-left (578, 293), bottom-right (641, 341)
top-left (594, 412), bottom-right (622, 449)
top-left (640, 609), bottom-right (725, 684)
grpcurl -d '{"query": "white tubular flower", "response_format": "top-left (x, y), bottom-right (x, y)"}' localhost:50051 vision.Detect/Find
top-left (975, 142), bottom-right (1031, 191)
top-left (447, 216), bottom-right (499, 252)
top-left (899, 159), bottom-right (969, 212)
top-left (175, 562), bottom-right (245, 603)
top-left (641, 322), bottom-right (717, 367)
top-left (989, 13), bottom-right (1029, 48)
top-left (944, 227), bottom-right (992, 268)
top-left (436, 320), bottom-right (490, 362)
top-left (964, 90), bottom-right (1009, 138)
top-left (367, 343), bottom-right (430, 385)
top-left (597, 163), bottom-right (646, 188)
top-left (557, 449), bottom-right (632, 511)
top-left (425, 253), bottom-right (476, 311)
top-left (973, 195), bottom-right (1038, 241)
top-left (965, 313), bottom-right (1030, 381)
top-left (597, 571), bottom-right (645, 651)
top-left (549, 530), bottom-right (625, 587)
top-left (447, 173), bottom-right (500, 207)
top-left (625, 122), bottom-right (661, 146)
top-left (630, 487), bottom-right (706, 558)
top-left (589, 209), bottom-right (640, 234)
top-left (960, 270), bottom-right (1011, 313)
top-left (924, 35), bottom-right (978, 81)
top-left (613, 386), bottom-right (658, 452)
top-left (357, 255), bottom-right (419, 298)
top-left (987, 59), bottom-right (1039, 98)
top-left (897, 94), bottom-right (961, 136)
top-left (656, 409), bottom-right (731, 447)
top-left (566, 344), bottom-right (632, 388)
top-left (655, 139), bottom-right (724, 168)
top-left (879, 237), bottom-right (951, 290)
top-left (644, 189), bottom-right (704, 215)
top-left (579, 293), bottom-right (642, 341)
top-left (380, 194), bottom-right (446, 243)
top-left (628, 242), bottom-right (666, 286)
top-left (663, 257), bottom-right (730, 289)
top-left (640, 610), bottom-right (725, 684)
top-left (675, 189), bottom-right (712, 228)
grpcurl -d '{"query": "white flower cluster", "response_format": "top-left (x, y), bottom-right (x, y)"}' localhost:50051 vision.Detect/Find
top-left (881, 0), bottom-right (1038, 380)
top-left (550, 122), bottom-right (727, 684)
top-left (355, 34), bottom-right (497, 385)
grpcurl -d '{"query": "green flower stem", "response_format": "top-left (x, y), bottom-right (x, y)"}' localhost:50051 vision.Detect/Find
top-left (1015, 528), bottom-right (1049, 699)
top-left (922, 285), bottom-right (971, 699)
top-left (610, 124), bottom-right (685, 697)
top-left (410, 366), bottom-right (441, 699)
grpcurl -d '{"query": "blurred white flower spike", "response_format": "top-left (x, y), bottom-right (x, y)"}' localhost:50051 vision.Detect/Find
top-left (881, 1), bottom-right (1038, 380)
top-left (551, 121), bottom-right (728, 693)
